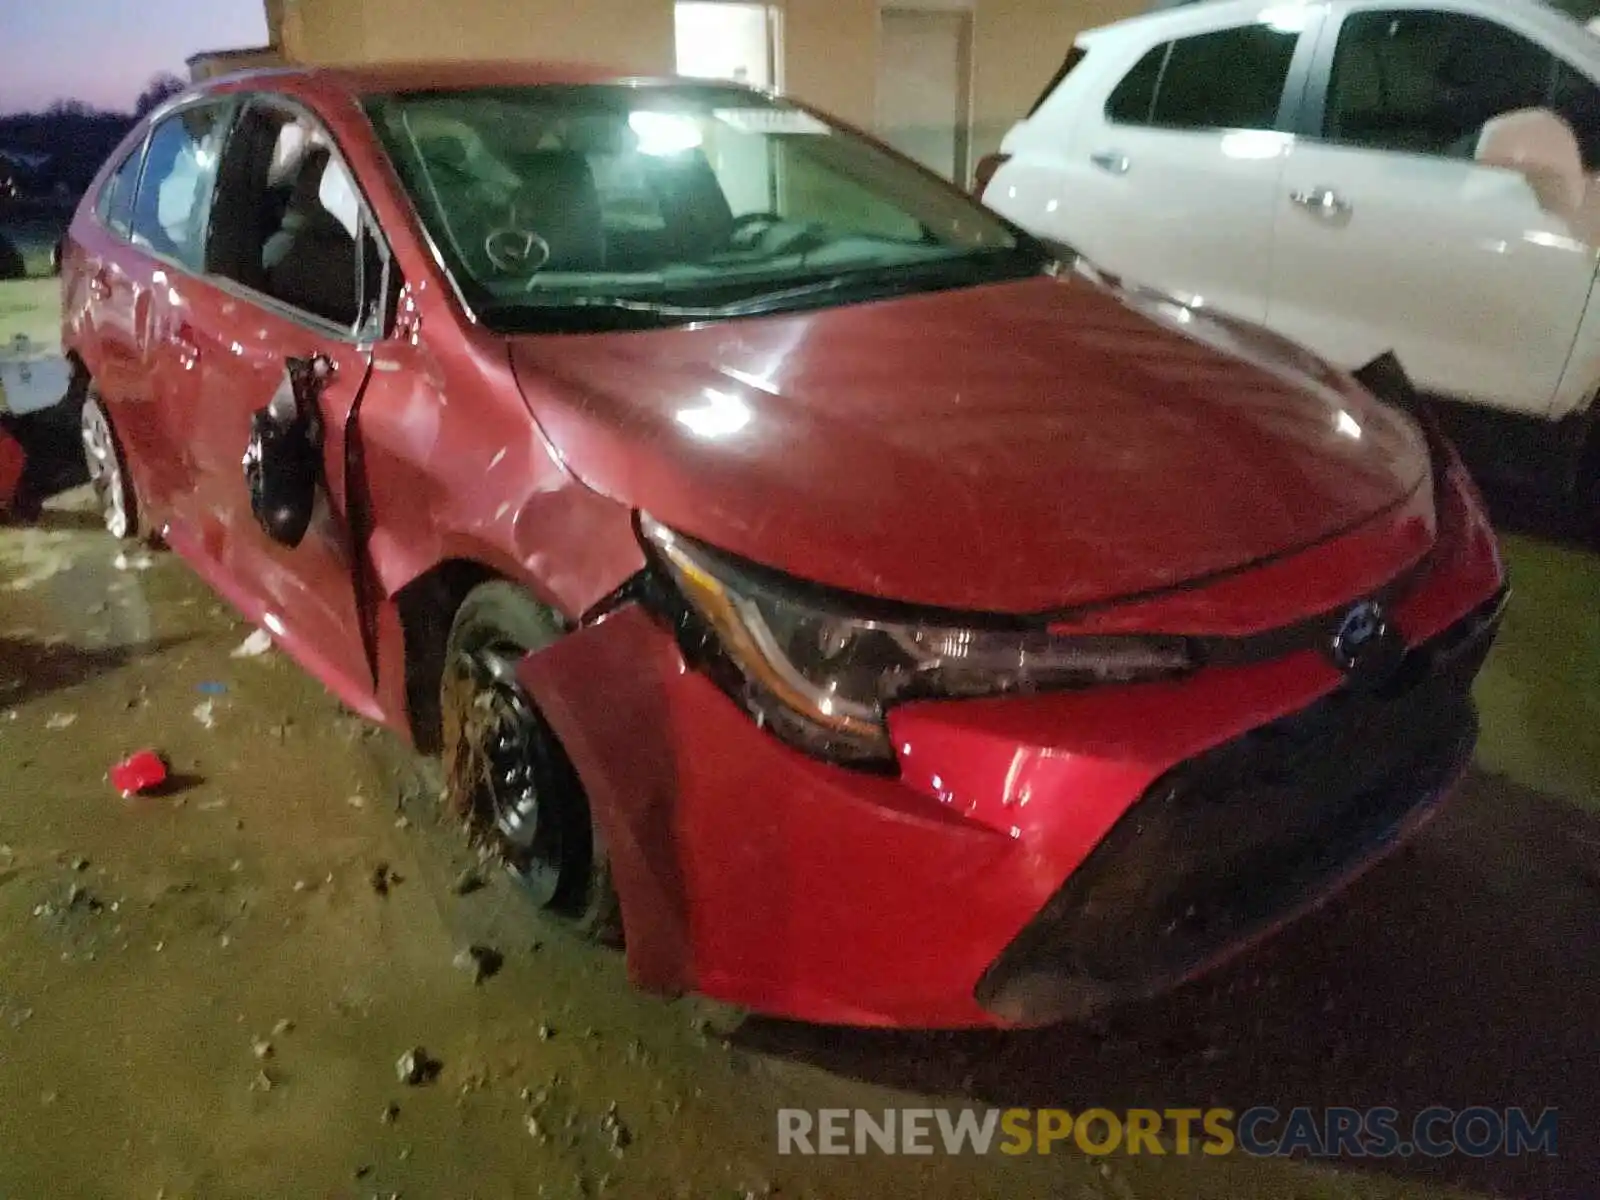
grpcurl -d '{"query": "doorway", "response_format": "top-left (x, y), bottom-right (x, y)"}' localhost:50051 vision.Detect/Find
top-left (674, 2), bottom-right (781, 89)
top-left (673, 1), bottom-right (784, 215)
top-left (876, 6), bottom-right (973, 184)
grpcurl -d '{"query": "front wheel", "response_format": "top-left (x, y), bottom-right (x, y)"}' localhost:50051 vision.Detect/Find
top-left (440, 581), bottom-right (621, 942)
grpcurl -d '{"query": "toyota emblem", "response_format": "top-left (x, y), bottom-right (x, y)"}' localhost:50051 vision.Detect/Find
top-left (1328, 599), bottom-right (1406, 689)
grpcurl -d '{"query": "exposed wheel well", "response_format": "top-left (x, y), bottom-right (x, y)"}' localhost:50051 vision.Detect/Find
top-left (394, 559), bottom-right (499, 754)
top-left (398, 567), bottom-right (624, 942)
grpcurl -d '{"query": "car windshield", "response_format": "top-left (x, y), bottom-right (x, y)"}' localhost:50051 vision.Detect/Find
top-left (364, 83), bottom-right (1043, 329)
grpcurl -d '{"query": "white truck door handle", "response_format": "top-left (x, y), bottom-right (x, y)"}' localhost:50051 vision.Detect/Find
top-left (1290, 186), bottom-right (1352, 219)
top-left (1090, 150), bottom-right (1131, 175)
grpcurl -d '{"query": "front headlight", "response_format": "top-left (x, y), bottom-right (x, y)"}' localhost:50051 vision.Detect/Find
top-left (640, 515), bottom-right (1194, 765)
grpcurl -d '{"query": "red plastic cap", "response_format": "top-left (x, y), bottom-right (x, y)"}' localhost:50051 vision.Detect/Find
top-left (110, 750), bottom-right (168, 797)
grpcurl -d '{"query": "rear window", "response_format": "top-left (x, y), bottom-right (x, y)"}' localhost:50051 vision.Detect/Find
top-left (1026, 45), bottom-right (1088, 117)
top-left (97, 148), bottom-right (144, 237)
top-left (1107, 45), bottom-right (1166, 124)
top-left (130, 103), bottom-right (230, 270)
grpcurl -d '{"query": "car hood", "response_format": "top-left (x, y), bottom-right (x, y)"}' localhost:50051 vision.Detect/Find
top-left (507, 272), bottom-right (1431, 615)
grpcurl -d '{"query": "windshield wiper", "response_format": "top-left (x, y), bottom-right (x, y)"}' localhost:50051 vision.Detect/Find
top-left (700, 252), bottom-right (1045, 316)
top-left (477, 285), bottom-right (852, 329)
top-left (475, 293), bottom-right (722, 332)
top-left (476, 249), bottom-right (1050, 331)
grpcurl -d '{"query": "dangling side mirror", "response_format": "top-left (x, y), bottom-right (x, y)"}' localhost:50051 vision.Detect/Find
top-left (242, 355), bottom-right (332, 548)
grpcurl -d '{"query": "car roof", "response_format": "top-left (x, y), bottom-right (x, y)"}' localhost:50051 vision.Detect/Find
top-left (1079, 0), bottom-right (1594, 46)
top-left (192, 59), bottom-right (697, 102)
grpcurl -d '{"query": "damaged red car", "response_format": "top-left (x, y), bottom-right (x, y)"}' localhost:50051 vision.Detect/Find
top-left (60, 63), bottom-right (1506, 1029)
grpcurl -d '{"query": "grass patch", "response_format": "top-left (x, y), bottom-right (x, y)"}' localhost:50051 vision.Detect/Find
top-left (0, 277), bottom-right (60, 349)
top-left (1, 211), bottom-right (67, 277)
top-left (1473, 532), bottom-right (1600, 811)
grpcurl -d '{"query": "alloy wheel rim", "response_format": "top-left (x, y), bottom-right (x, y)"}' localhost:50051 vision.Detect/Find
top-left (451, 643), bottom-right (565, 906)
top-left (80, 403), bottom-right (128, 539)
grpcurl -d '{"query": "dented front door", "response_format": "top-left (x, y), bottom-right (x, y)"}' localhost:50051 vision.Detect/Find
top-left (178, 286), bottom-right (379, 716)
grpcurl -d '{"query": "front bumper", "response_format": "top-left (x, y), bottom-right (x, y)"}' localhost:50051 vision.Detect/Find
top-left (515, 456), bottom-right (1505, 1029)
top-left (975, 586), bottom-right (1503, 1025)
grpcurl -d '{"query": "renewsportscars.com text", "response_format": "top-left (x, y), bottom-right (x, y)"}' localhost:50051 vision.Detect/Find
top-left (776, 1106), bottom-right (1558, 1159)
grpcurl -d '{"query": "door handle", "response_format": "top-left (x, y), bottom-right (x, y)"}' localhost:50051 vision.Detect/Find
top-left (1090, 150), bottom-right (1131, 176)
top-left (1290, 187), bottom-right (1352, 220)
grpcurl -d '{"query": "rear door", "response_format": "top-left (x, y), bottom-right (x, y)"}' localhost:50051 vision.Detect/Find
top-left (178, 98), bottom-right (387, 714)
top-left (80, 145), bottom-right (157, 462)
top-left (996, 12), bottom-right (1317, 319)
top-left (1266, 5), bottom-right (1600, 415)
top-left (124, 99), bottom-right (234, 515)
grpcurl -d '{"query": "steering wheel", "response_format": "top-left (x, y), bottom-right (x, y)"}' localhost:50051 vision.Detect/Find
top-left (729, 212), bottom-right (831, 259)
top-left (729, 211), bottom-right (791, 249)
top-left (732, 211), bottom-right (788, 237)
top-left (484, 226), bottom-right (551, 277)
top-left (483, 200), bottom-right (552, 278)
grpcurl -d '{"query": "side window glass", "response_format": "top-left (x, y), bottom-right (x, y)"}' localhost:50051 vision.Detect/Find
top-left (1029, 46), bottom-right (1089, 119)
top-left (1550, 61), bottom-right (1600, 172)
top-left (98, 150), bottom-right (144, 237)
top-left (208, 104), bottom-right (365, 329)
top-left (130, 104), bottom-right (230, 269)
top-left (1150, 25), bottom-right (1298, 131)
top-left (1324, 11), bottom-right (1554, 157)
top-left (1106, 44), bottom-right (1167, 126)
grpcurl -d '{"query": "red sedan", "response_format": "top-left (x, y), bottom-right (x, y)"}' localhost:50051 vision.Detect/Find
top-left (60, 63), bottom-right (1505, 1028)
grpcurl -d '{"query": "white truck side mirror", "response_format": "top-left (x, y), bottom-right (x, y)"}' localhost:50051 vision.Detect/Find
top-left (1475, 107), bottom-right (1587, 219)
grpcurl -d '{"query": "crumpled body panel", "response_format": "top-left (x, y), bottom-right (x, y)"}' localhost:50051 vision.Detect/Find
top-left (510, 273), bottom-right (1430, 616)
top-left (513, 451), bottom-right (1502, 1028)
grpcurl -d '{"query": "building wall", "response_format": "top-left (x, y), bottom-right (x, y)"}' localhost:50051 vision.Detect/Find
top-left (280, 0), bottom-right (675, 73)
top-left (970, 0), bottom-right (1138, 161)
top-left (277, 0), bottom-right (1138, 180)
top-left (189, 48), bottom-right (285, 81)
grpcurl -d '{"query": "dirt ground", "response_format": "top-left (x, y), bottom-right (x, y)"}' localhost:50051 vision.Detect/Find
top-left (0, 487), bottom-right (1594, 1200)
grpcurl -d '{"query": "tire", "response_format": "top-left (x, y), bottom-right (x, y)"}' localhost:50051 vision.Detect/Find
top-left (79, 391), bottom-right (139, 539)
top-left (440, 581), bottom-right (622, 944)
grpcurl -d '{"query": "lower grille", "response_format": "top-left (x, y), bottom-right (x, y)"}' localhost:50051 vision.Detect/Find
top-left (976, 589), bottom-right (1505, 1025)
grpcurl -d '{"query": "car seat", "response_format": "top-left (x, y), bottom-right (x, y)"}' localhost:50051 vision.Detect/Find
top-left (262, 148), bottom-right (360, 327)
top-left (504, 150), bottom-right (606, 272)
top-left (639, 150), bottom-right (736, 262)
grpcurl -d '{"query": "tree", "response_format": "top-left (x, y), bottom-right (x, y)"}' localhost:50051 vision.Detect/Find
top-left (134, 73), bottom-right (187, 118)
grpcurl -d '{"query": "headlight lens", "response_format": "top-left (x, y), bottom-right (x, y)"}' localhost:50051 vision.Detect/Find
top-left (641, 515), bottom-right (1194, 764)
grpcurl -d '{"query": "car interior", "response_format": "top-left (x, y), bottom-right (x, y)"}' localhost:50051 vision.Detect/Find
top-left (403, 112), bottom-right (741, 279)
top-left (206, 104), bottom-right (366, 328)
top-left (1325, 13), bottom-right (1558, 157)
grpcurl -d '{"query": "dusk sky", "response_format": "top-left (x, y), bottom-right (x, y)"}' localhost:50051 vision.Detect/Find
top-left (0, 0), bottom-right (268, 114)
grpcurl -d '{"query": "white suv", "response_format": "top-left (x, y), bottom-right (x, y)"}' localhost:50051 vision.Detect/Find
top-left (980, 0), bottom-right (1600, 509)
